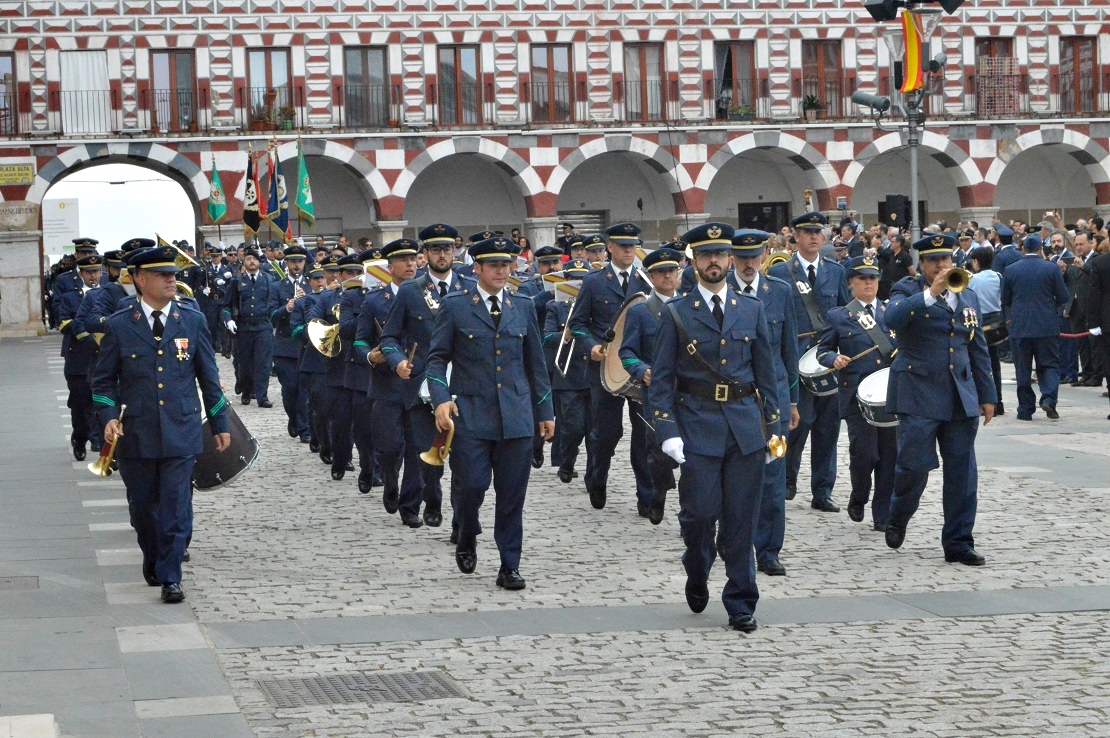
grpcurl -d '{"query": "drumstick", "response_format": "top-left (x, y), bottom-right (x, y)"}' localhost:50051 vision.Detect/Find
top-left (798, 331), bottom-right (818, 339)
top-left (846, 345), bottom-right (879, 363)
top-left (405, 341), bottom-right (418, 367)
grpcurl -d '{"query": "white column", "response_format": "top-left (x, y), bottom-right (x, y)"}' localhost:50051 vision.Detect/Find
top-left (523, 216), bottom-right (560, 249)
top-left (0, 229), bottom-right (47, 336)
top-left (374, 220), bottom-right (409, 244)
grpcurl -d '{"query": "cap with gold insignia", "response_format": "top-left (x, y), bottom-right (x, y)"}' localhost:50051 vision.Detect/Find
top-left (790, 212), bottom-right (828, 230)
top-left (283, 245), bottom-right (309, 260)
top-left (306, 262), bottom-right (325, 278)
top-left (682, 222), bottom-right (736, 252)
top-left (127, 246), bottom-right (181, 273)
top-left (845, 255), bottom-right (881, 279)
top-left (534, 245), bottom-right (565, 262)
top-left (336, 254), bottom-right (362, 269)
top-left (320, 256), bottom-right (343, 271)
top-left (731, 229), bottom-right (771, 257)
top-left (560, 222), bottom-right (575, 230)
top-left (912, 233), bottom-right (957, 259)
top-left (120, 237), bottom-right (155, 253)
top-left (469, 237), bottom-right (521, 263)
top-left (603, 222), bottom-right (643, 246)
top-left (243, 247), bottom-right (262, 260)
top-left (381, 239), bottom-right (419, 259)
top-left (959, 230), bottom-right (974, 241)
top-left (73, 237), bottom-right (100, 253)
top-left (76, 254), bottom-right (104, 270)
top-left (659, 240), bottom-right (687, 253)
top-left (562, 259), bottom-right (592, 277)
top-left (102, 250), bottom-right (126, 268)
top-left (419, 223), bottom-right (459, 245)
top-left (468, 230), bottom-right (497, 243)
top-left (643, 248), bottom-right (683, 272)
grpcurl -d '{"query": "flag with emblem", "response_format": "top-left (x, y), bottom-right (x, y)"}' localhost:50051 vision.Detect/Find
top-left (295, 139), bottom-right (315, 229)
top-left (243, 147), bottom-right (262, 235)
top-left (206, 159), bottom-right (227, 224)
top-left (270, 149), bottom-right (292, 242)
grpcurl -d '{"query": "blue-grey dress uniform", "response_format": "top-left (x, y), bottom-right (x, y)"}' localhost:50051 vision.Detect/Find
top-left (884, 235), bottom-right (997, 561)
top-left (221, 255), bottom-right (275, 404)
top-left (426, 237), bottom-right (554, 580)
top-left (379, 244), bottom-right (468, 526)
top-left (567, 224), bottom-right (654, 510)
top-left (729, 231), bottom-right (799, 569)
top-left (1001, 235), bottom-right (1071, 419)
top-left (58, 257), bottom-right (104, 458)
top-left (816, 258), bottom-right (897, 528)
top-left (290, 267), bottom-right (328, 451)
top-left (517, 245), bottom-right (564, 469)
top-left (267, 246), bottom-right (311, 438)
top-left (307, 280), bottom-right (353, 469)
top-left (91, 246), bottom-right (230, 593)
top-left (768, 212), bottom-right (849, 507)
top-left (543, 262), bottom-right (593, 482)
top-left (648, 223), bottom-right (779, 627)
top-left (337, 258), bottom-right (378, 487)
top-left (991, 223), bottom-right (1021, 273)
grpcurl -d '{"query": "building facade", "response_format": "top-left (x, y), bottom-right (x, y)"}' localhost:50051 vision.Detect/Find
top-left (0, 0), bottom-right (1108, 331)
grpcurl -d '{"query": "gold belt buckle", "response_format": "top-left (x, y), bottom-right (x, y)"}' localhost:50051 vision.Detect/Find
top-left (714, 384), bottom-right (729, 402)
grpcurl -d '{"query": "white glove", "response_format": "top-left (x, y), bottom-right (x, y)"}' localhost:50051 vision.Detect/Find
top-left (1091, 326), bottom-right (1103, 337)
top-left (202, 287), bottom-right (211, 296)
top-left (225, 320), bottom-right (238, 335)
top-left (662, 437), bottom-right (685, 464)
top-left (218, 241), bottom-right (226, 250)
top-left (215, 278), bottom-right (226, 286)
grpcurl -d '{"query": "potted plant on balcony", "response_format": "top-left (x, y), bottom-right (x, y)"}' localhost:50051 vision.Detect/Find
top-left (802, 94), bottom-right (825, 122)
top-left (277, 106), bottom-right (296, 131)
top-left (729, 104), bottom-right (756, 122)
top-left (250, 103), bottom-right (275, 131)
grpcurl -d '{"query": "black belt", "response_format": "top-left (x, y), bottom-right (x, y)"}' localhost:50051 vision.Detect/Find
top-left (677, 378), bottom-right (756, 403)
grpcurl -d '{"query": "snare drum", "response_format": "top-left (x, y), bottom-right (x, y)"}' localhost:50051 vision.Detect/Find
top-left (799, 345), bottom-right (838, 396)
top-left (856, 367), bottom-right (898, 427)
top-left (192, 404), bottom-right (260, 490)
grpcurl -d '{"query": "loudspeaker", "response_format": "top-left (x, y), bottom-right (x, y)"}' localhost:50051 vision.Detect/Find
top-left (938, 0), bottom-right (965, 13)
top-left (863, 0), bottom-right (902, 22)
top-left (881, 195), bottom-right (910, 227)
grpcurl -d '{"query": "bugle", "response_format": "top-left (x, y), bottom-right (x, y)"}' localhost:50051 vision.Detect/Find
top-left (944, 267), bottom-right (971, 293)
top-left (419, 423), bottom-right (456, 466)
top-left (88, 404), bottom-right (126, 477)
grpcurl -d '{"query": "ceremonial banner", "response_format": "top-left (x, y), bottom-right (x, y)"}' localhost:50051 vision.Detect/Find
top-left (295, 140), bottom-right (315, 228)
top-left (243, 149), bottom-right (261, 235)
top-left (207, 160), bottom-right (227, 224)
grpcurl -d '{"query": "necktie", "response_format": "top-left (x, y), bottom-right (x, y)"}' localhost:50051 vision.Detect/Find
top-left (864, 304), bottom-right (873, 317)
top-left (619, 270), bottom-right (629, 295)
top-left (151, 309), bottom-right (163, 341)
top-left (439, 281), bottom-right (448, 298)
top-left (711, 295), bottom-right (723, 329)
top-left (251, 274), bottom-right (256, 284)
top-left (488, 295), bottom-right (501, 329)
top-left (743, 284), bottom-right (753, 295)
top-left (807, 264), bottom-right (816, 286)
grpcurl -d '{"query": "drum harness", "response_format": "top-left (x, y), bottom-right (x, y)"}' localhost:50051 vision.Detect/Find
top-left (845, 298), bottom-right (895, 364)
top-left (787, 258), bottom-right (828, 337)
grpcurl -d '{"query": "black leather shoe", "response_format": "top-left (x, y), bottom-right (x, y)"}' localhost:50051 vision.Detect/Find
top-left (647, 498), bottom-right (665, 526)
top-left (729, 613), bottom-right (758, 633)
top-left (873, 522), bottom-right (887, 532)
top-left (357, 471), bottom-right (372, 494)
top-left (945, 548), bottom-right (986, 566)
top-left (372, 472), bottom-right (383, 488)
top-left (589, 485), bottom-right (606, 510)
top-left (299, 435), bottom-right (311, 443)
top-left (383, 488), bottom-right (400, 515)
top-left (1041, 403), bottom-right (1059, 420)
top-left (531, 448), bottom-right (544, 469)
top-left (331, 469), bottom-right (345, 481)
top-left (557, 468), bottom-right (574, 484)
top-left (885, 524), bottom-right (906, 549)
top-left (811, 498), bottom-right (840, 513)
top-left (455, 538), bottom-right (477, 574)
top-left (785, 480), bottom-right (797, 501)
top-left (423, 507), bottom-right (442, 527)
top-left (344, 462), bottom-right (355, 472)
top-left (320, 451), bottom-right (333, 465)
top-left (847, 502), bottom-right (865, 522)
top-left (1016, 414), bottom-right (1032, 421)
top-left (685, 579), bottom-right (710, 614)
top-left (89, 441), bottom-right (101, 453)
top-left (637, 500), bottom-right (650, 518)
top-left (496, 568), bottom-right (526, 590)
top-left (1080, 376), bottom-right (1102, 387)
top-left (182, 549), bottom-right (190, 563)
top-left (400, 510), bottom-right (423, 528)
top-left (161, 583), bottom-right (185, 603)
top-left (257, 400), bottom-right (274, 408)
top-left (757, 558), bottom-right (786, 576)
top-left (287, 419), bottom-right (297, 437)
top-left (449, 527), bottom-right (459, 545)
top-left (241, 394), bottom-right (251, 405)
top-left (72, 443), bottom-right (86, 461)
top-left (142, 559), bottom-right (159, 587)
top-left (309, 440), bottom-right (320, 453)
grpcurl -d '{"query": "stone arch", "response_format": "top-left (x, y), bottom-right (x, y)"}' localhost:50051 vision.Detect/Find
top-left (548, 134), bottom-right (693, 196)
top-left (392, 137), bottom-right (544, 200)
top-left (273, 139), bottom-right (391, 211)
top-left (696, 132), bottom-right (838, 194)
top-left (842, 131), bottom-right (980, 191)
top-left (985, 129), bottom-right (1110, 187)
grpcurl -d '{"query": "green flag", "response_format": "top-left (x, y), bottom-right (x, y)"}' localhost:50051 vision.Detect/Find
top-left (294, 140), bottom-right (315, 228)
top-left (207, 159), bottom-right (227, 224)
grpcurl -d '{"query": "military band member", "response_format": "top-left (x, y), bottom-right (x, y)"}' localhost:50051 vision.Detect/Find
top-left (568, 223), bottom-right (653, 511)
top-left (518, 245), bottom-right (566, 469)
top-left (221, 247), bottom-right (275, 407)
top-left (58, 255), bottom-right (105, 460)
top-left (380, 225), bottom-right (468, 529)
top-left (427, 237), bottom-right (554, 589)
top-left (307, 255), bottom-right (358, 474)
top-left (543, 259), bottom-right (593, 485)
top-left (268, 245), bottom-right (311, 440)
top-left (650, 222), bottom-right (780, 633)
top-left (816, 256), bottom-right (897, 530)
top-left (730, 230), bottom-right (799, 576)
top-left (583, 235), bottom-right (608, 268)
top-left (92, 245), bottom-right (230, 603)
top-left (768, 212), bottom-right (849, 512)
top-left (884, 234), bottom-right (997, 565)
top-left (290, 262), bottom-right (329, 448)
top-left (618, 247), bottom-right (683, 524)
top-left (337, 249), bottom-right (383, 490)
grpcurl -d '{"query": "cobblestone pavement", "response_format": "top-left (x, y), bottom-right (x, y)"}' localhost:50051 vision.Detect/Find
top-left (186, 355), bottom-right (1110, 736)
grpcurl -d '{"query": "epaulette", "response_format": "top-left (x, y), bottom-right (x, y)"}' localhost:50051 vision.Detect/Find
top-left (764, 273), bottom-right (791, 289)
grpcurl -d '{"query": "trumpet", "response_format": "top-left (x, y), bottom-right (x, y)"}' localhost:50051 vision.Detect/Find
top-left (307, 319), bottom-right (342, 357)
top-left (88, 404), bottom-right (126, 477)
top-left (944, 267), bottom-right (972, 293)
top-left (762, 251), bottom-right (790, 274)
top-left (419, 423), bottom-right (455, 466)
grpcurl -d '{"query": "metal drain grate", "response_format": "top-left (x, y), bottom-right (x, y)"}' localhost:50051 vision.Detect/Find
top-left (257, 670), bottom-right (467, 707)
top-left (0, 576), bottom-right (39, 591)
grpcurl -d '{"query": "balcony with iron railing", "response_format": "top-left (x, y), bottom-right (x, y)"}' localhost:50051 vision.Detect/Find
top-left (336, 83), bottom-right (399, 128)
top-left (0, 90), bottom-right (17, 135)
top-left (876, 74), bottom-right (945, 118)
top-left (145, 87), bottom-right (208, 133)
top-left (709, 78), bottom-right (773, 121)
top-left (525, 79), bottom-right (580, 126)
top-left (613, 79), bottom-right (675, 123)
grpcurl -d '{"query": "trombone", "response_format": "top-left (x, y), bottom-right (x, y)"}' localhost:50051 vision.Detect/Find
top-left (88, 405), bottom-right (126, 477)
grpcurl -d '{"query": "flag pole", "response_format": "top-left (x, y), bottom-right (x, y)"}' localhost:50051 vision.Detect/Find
top-left (212, 153), bottom-right (223, 243)
top-left (296, 135), bottom-right (302, 239)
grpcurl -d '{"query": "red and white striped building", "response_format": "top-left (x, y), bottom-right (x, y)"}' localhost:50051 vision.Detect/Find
top-left (0, 0), bottom-right (1108, 331)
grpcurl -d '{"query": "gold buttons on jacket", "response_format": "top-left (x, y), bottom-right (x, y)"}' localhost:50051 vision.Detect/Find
top-left (157, 350), bottom-right (163, 355)
top-left (157, 367), bottom-right (163, 372)
top-left (159, 400), bottom-right (164, 406)
top-left (157, 383), bottom-right (163, 389)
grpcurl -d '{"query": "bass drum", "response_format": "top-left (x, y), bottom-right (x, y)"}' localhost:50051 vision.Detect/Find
top-left (981, 313), bottom-right (1009, 347)
top-left (192, 404), bottom-right (260, 490)
top-left (601, 293), bottom-right (647, 403)
top-left (798, 345), bottom-right (839, 396)
top-left (856, 367), bottom-right (899, 427)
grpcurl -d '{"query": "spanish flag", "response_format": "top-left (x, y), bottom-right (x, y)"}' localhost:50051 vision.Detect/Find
top-left (900, 9), bottom-right (925, 93)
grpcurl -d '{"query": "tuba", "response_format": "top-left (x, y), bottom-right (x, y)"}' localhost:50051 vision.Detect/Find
top-left (175, 281), bottom-right (194, 298)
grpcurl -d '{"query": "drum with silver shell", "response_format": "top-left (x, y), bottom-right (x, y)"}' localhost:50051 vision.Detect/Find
top-left (855, 367), bottom-right (898, 427)
top-left (798, 345), bottom-right (839, 396)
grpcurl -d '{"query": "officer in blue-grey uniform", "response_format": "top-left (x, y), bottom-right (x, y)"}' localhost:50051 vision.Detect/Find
top-left (307, 255), bottom-right (358, 475)
top-left (267, 244), bottom-right (311, 440)
top-left (991, 222), bottom-right (1020, 273)
top-left (517, 244), bottom-right (565, 469)
top-left (884, 233), bottom-right (997, 565)
top-left (221, 247), bottom-right (275, 407)
top-left (379, 225), bottom-right (469, 529)
top-left (339, 249), bottom-right (384, 489)
top-left (290, 261), bottom-right (330, 451)
top-left (91, 245), bottom-right (231, 604)
top-left (768, 212), bottom-right (849, 512)
top-left (1001, 233), bottom-right (1070, 421)
top-left (729, 230), bottom-right (799, 576)
top-left (426, 237), bottom-right (554, 590)
top-left (80, 239), bottom-right (158, 338)
top-left (649, 222), bottom-right (779, 634)
top-left (568, 223), bottom-right (653, 511)
top-left (816, 256), bottom-right (898, 531)
top-left (57, 254), bottom-right (106, 460)
top-left (543, 259), bottom-right (594, 485)
top-left (617, 247), bottom-right (684, 524)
